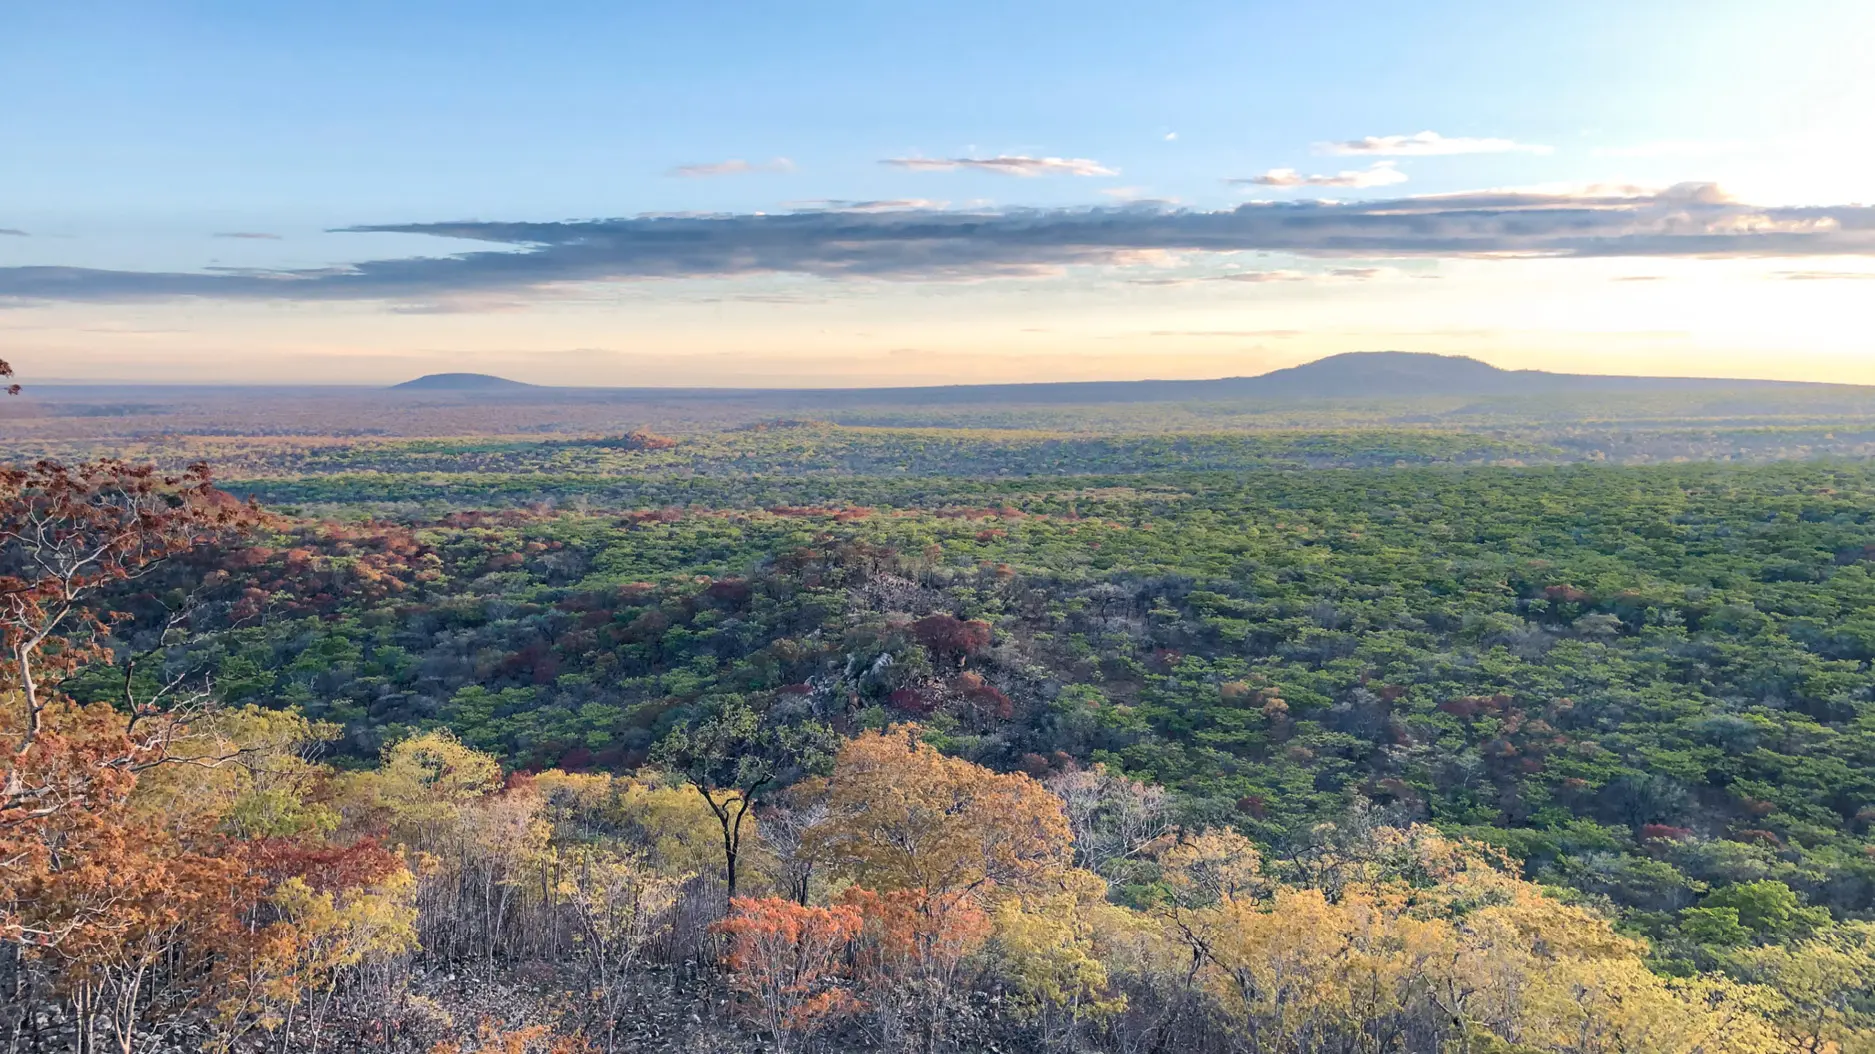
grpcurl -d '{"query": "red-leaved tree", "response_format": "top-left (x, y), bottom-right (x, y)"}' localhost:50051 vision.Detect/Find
top-left (717, 897), bottom-right (862, 1054)
top-left (2, 460), bottom-right (261, 951)
top-left (2, 459), bottom-right (259, 812)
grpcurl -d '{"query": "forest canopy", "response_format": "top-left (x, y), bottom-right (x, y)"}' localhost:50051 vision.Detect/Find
top-left (10, 400), bottom-right (1875, 1052)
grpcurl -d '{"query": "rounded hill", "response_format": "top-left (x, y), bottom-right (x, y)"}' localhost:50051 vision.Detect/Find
top-left (389, 373), bottom-right (537, 392)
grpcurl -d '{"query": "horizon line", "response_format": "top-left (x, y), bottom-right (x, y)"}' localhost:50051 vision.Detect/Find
top-left (9, 361), bottom-right (1857, 395)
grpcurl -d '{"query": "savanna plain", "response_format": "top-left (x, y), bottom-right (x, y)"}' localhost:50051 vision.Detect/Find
top-left (10, 356), bottom-right (1875, 1054)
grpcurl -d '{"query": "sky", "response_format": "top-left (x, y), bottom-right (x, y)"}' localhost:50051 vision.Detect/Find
top-left (3, 0), bottom-right (1874, 387)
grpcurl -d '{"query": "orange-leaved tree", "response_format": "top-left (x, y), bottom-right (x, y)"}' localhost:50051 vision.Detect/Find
top-left (716, 896), bottom-right (862, 1054)
top-left (838, 884), bottom-right (992, 1003)
top-left (2, 459), bottom-right (259, 817)
top-left (31, 822), bottom-right (258, 1052)
top-left (808, 725), bottom-right (1072, 1050)
top-left (2, 460), bottom-right (261, 950)
top-left (811, 724), bottom-right (1072, 901)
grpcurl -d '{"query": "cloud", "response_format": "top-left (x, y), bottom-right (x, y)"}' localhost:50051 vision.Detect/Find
top-left (1774, 269), bottom-right (1875, 280)
top-left (1358, 181), bottom-right (1730, 212)
top-left (2, 183), bottom-right (1872, 304)
top-left (213, 231), bottom-right (283, 240)
top-left (1100, 187), bottom-right (1180, 205)
top-left (1133, 266), bottom-right (1384, 286)
top-left (687, 292), bottom-right (829, 304)
top-left (1231, 161), bottom-right (1407, 189)
top-left (1614, 275), bottom-right (1668, 281)
top-left (880, 155), bottom-right (1116, 177)
top-left (1212, 267), bottom-right (1382, 283)
top-left (1163, 132), bottom-right (1178, 142)
top-left (668, 157), bottom-right (795, 178)
top-left (0, 229), bottom-right (27, 237)
top-left (1320, 131), bottom-right (1551, 156)
top-left (1208, 270), bottom-right (1310, 283)
top-left (386, 297), bottom-right (535, 315)
top-left (784, 199), bottom-right (947, 212)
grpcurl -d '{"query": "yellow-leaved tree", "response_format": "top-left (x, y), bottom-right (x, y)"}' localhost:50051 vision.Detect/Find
top-left (811, 724), bottom-right (1072, 900)
top-left (1725, 921), bottom-right (1875, 1054)
top-left (219, 869), bottom-right (420, 1054)
top-left (549, 845), bottom-right (683, 1053)
top-left (808, 724), bottom-right (1077, 1051)
top-left (989, 867), bottom-right (1132, 1050)
top-left (1154, 823), bottom-right (1790, 1054)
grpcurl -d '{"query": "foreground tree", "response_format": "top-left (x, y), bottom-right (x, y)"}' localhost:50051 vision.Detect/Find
top-left (218, 868), bottom-right (419, 1054)
top-left (1044, 764), bottom-right (1172, 883)
top-left (653, 695), bottom-right (837, 900)
top-left (717, 897), bottom-right (862, 1054)
top-left (3, 460), bottom-right (258, 951)
top-left (552, 845), bottom-right (682, 1054)
top-left (813, 724), bottom-right (1072, 900)
top-left (2, 458), bottom-right (256, 821)
top-left (811, 726), bottom-right (1074, 1052)
top-left (1727, 923), bottom-right (1875, 1054)
top-left (1151, 823), bottom-right (1789, 1054)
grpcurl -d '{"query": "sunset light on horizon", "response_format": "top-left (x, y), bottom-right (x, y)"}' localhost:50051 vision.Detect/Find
top-left (5, 0), bottom-right (1874, 387)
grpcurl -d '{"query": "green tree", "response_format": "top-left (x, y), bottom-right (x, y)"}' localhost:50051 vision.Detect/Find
top-left (652, 695), bottom-right (837, 900)
top-left (1700, 881), bottom-right (1830, 938)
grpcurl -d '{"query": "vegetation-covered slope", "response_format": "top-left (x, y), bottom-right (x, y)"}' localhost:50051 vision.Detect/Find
top-left (69, 462), bottom-right (1873, 952)
top-left (16, 405), bottom-right (1875, 1052)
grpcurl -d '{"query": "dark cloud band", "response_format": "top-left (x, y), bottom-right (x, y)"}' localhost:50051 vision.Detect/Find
top-left (2, 184), bottom-right (1871, 304)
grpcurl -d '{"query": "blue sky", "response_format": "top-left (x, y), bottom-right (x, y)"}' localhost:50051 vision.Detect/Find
top-left (4, 0), bottom-right (1873, 385)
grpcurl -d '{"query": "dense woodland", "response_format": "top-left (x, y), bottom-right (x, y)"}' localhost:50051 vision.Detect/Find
top-left (11, 376), bottom-right (1875, 1052)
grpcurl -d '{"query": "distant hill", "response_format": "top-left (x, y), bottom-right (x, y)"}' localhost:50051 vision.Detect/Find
top-left (1244, 351), bottom-right (1535, 397)
top-left (350, 354), bottom-right (1853, 406)
top-left (1233, 351), bottom-right (1832, 399)
top-left (757, 352), bottom-right (1841, 407)
top-left (389, 373), bottom-right (537, 392)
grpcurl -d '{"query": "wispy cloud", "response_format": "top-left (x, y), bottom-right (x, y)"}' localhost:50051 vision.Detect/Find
top-left (1360, 180), bottom-right (1728, 211)
top-left (1212, 267), bottom-right (1383, 283)
top-left (213, 231), bottom-right (283, 240)
top-left (880, 155), bottom-right (1115, 177)
top-left (1775, 269), bottom-right (1875, 280)
top-left (2, 184), bottom-right (1870, 304)
top-left (1099, 187), bottom-right (1179, 204)
top-left (784, 199), bottom-right (947, 212)
top-left (1231, 161), bottom-right (1407, 189)
top-left (1208, 270), bottom-right (1310, 283)
top-left (1320, 131), bottom-right (1551, 156)
top-left (668, 157), bottom-right (795, 178)
top-left (0, 229), bottom-right (27, 237)
top-left (1133, 267), bottom-right (1386, 286)
top-left (386, 297), bottom-right (535, 314)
